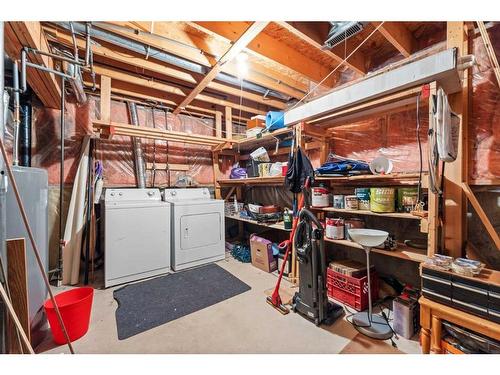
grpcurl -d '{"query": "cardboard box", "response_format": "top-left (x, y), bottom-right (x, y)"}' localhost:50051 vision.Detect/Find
top-left (250, 234), bottom-right (277, 273)
top-left (247, 118), bottom-right (265, 129)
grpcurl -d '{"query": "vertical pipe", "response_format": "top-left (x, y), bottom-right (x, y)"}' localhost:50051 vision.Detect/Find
top-left (126, 102), bottom-right (146, 188)
top-left (58, 77), bottom-right (65, 284)
top-left (0, 20), bottom-right (7, 354)
top-left (12, 62), bottom-right (20, 166)
top-left (19, 101), bottom-right (31, 167)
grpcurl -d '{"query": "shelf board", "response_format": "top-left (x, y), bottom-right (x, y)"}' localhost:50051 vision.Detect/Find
top-left (234, 127), bottom-right (293, 150)
top-left (315, 172), bottom-right (427, 186)
top-left (324, 238), bottom-right (428, 263)
top-left (218, 176), bottom-right (284, 186)
top-left (314, 207), bottom-right (421, 220)
top-left (225, 214), bottom-right (291, 232)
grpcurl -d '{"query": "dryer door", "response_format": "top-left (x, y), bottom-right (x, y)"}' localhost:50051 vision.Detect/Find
top-left (172, 201), bottom-right (225, 270)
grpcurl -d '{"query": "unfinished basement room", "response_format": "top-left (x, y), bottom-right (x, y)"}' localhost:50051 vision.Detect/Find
top-left (1, 1), bottom-right (500, 370)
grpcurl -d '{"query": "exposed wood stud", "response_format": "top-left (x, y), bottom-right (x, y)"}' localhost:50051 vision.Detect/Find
top-left (225, 106), bottom-right (233, 140)
top-left (99, 76), bottom-right (111, 123)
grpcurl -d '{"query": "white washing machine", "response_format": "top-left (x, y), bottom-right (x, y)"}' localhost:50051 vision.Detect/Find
top-left (163, 188), bottom-right (225, 271)
top-left (104, 188), bottom-right (171, 287)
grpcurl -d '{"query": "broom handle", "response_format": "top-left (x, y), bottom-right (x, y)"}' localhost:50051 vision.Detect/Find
top-left (0, 136), bottom-right (75, 354)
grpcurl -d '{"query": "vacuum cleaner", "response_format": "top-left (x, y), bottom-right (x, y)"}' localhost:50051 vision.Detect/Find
top-left (291, 189), bottom-right (344, 326)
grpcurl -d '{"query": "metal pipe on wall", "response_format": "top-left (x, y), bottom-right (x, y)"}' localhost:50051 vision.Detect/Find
top-left (54, 22), bottom-right (292, 102)
top-left (19, 101), bottom-right (32, 167)
top-left (127, 102), bottom-right (146, 188)
top-left (12, 62), bottom-right (20, 166)
top-left (58, 77), bottom-right (65, 284)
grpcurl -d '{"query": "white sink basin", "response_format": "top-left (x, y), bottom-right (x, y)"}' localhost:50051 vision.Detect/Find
top-left (348, 229), bottom-right (388, 248)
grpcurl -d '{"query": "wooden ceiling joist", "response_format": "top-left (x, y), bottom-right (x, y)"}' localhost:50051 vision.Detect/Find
top-left (44, 27), bottom-right (287, 110)
top-left (93, 22), bottom-right (307, 99)
top-left (85, 79), bottom-right (252, 122)
top-left (5, 22), bottom-right (61, 109)
top-left (193, 21), bottom-right (338, 87)
top-left (173, 22), bottom-right (269, 115)
top-left (276, 21), bottom-right (366, 75)
top-left (90, 65), bottom-right (267, 116)
top-left (375, 22), bottom-right (416, 58)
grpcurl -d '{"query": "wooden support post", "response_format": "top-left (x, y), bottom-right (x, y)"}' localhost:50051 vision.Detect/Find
top-left (212, 151), bottom-right (222, 199)
top-left (6, 238), bottom-right (30, 354)
top-left (431, 315), bottom-right (443, 354)
top-left (99, 75), bottom-right (111, 123)
top-left (427, 82), bottom-right (439, 256)
top-left (225, 107), bottom-right (233, 140)
top-left (215, 111), bottom-right (222, 138)
top-left (443, 22), bottom-right (469, 258)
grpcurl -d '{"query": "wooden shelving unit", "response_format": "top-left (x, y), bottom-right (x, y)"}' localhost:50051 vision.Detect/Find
top-left (315, 172), bottom-right (427, 186)
top-left (324, 238), bottom-right (428, 263)
top-left (225, 214), bottom-right (291, 232)
top-left (312, 206), bottom-right (422, 220)
top-left (218, 176), bottom-right (284, 186)
top-left (234, 127), bottom-right (293, 151)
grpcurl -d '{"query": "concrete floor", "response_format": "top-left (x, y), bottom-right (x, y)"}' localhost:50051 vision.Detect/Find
top-left (39, 257), bottom-right (421, 354)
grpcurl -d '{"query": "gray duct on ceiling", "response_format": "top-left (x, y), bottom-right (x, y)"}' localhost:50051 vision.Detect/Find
top-left (127, 102), bottom-right (146, 188)
top-left (54, 22), bottom-right (292, 102)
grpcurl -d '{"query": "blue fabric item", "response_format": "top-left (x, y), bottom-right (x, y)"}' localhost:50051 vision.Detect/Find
top-left (271, 243), bottom-right (280, 256)
top-left (231, 244), bottom-right (251, 263)
top-left (266, 111), bottom-right (285, 131)
top-left (316, 156), bottom-right (371, 176)
top-left (279, 139), bottom-right (293, 148)
top-left (230, 167), bottom-right (247, 179)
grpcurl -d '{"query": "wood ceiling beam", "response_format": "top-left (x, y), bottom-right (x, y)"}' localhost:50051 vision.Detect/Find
top-left (5, 22), bottom-right (61, 109)
top-left (173, 22), bottom-right (269, 115)
top-left (375, 22), bottom-right (416, 58)
top-left (94, 22), bottom-right (307, 99)
top-left (91, 65), bottom-right (267, 115)
top-left (85, 79), bottom-right (251, 122)
top-left (193, 21), bottom-right (338, 87)
top-left (277, 21), bottom-right (366, 75)
top-left (44, 27), bottom-right (287, 110)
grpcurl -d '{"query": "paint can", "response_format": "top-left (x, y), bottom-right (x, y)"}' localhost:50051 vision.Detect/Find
top-left (370, 187), bottom-right (396, 213)
top-left (326, 217), bottom-right (344, 240)
top-left (355, 188), bottom-right (371, 210)
top-left (311, 185), bottom-right (330, 207)
top-left (344, 218), bottom-right (366, 241)
top-left (333, 195), bottom-right (345, 209)
top-left (344, 195), bottom-right (359, 210)
top-left (397, 187), bottom-right (419, 213)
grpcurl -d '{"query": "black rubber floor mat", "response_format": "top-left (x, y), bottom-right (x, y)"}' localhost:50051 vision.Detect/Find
top-left (113, 263), bottom-right (251, 340)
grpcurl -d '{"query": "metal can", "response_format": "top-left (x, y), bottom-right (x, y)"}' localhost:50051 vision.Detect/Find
top-left (355, 188), bottom-right (370, 210)
top-left (326, 218), bottom-right (345, 240)
top-left (397, 187), bottom-right (419, 213)
top-left (370, 187), bottom-right (396, 213)
top-left (344, 195), bottom-right (359, 210)
top-left (333, 195), bottom-right (345, 209)
top-left (344, 218), bottom-right (365, 241)
top-left (311, 185), bottom-right (329, 207)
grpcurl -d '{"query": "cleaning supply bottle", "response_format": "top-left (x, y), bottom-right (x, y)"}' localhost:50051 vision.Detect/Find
top-left (283, 208), bottom-right (292, 230)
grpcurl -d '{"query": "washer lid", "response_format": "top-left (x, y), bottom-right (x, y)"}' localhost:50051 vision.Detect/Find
top-left (104, 188), bottom-right (162, 203)
top-left (163, 188), bottom-right (211, 202)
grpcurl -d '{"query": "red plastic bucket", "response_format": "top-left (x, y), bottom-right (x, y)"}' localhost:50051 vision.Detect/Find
top-left (44, 287), bottom-right (94, 345)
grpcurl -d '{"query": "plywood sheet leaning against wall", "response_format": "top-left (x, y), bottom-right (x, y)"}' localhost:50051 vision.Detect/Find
top-left (62, 136), bottom-right (90, 285)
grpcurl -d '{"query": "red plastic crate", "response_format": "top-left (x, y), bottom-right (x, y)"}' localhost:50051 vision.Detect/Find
top-left (326, 267), bottom-right (379, 311)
